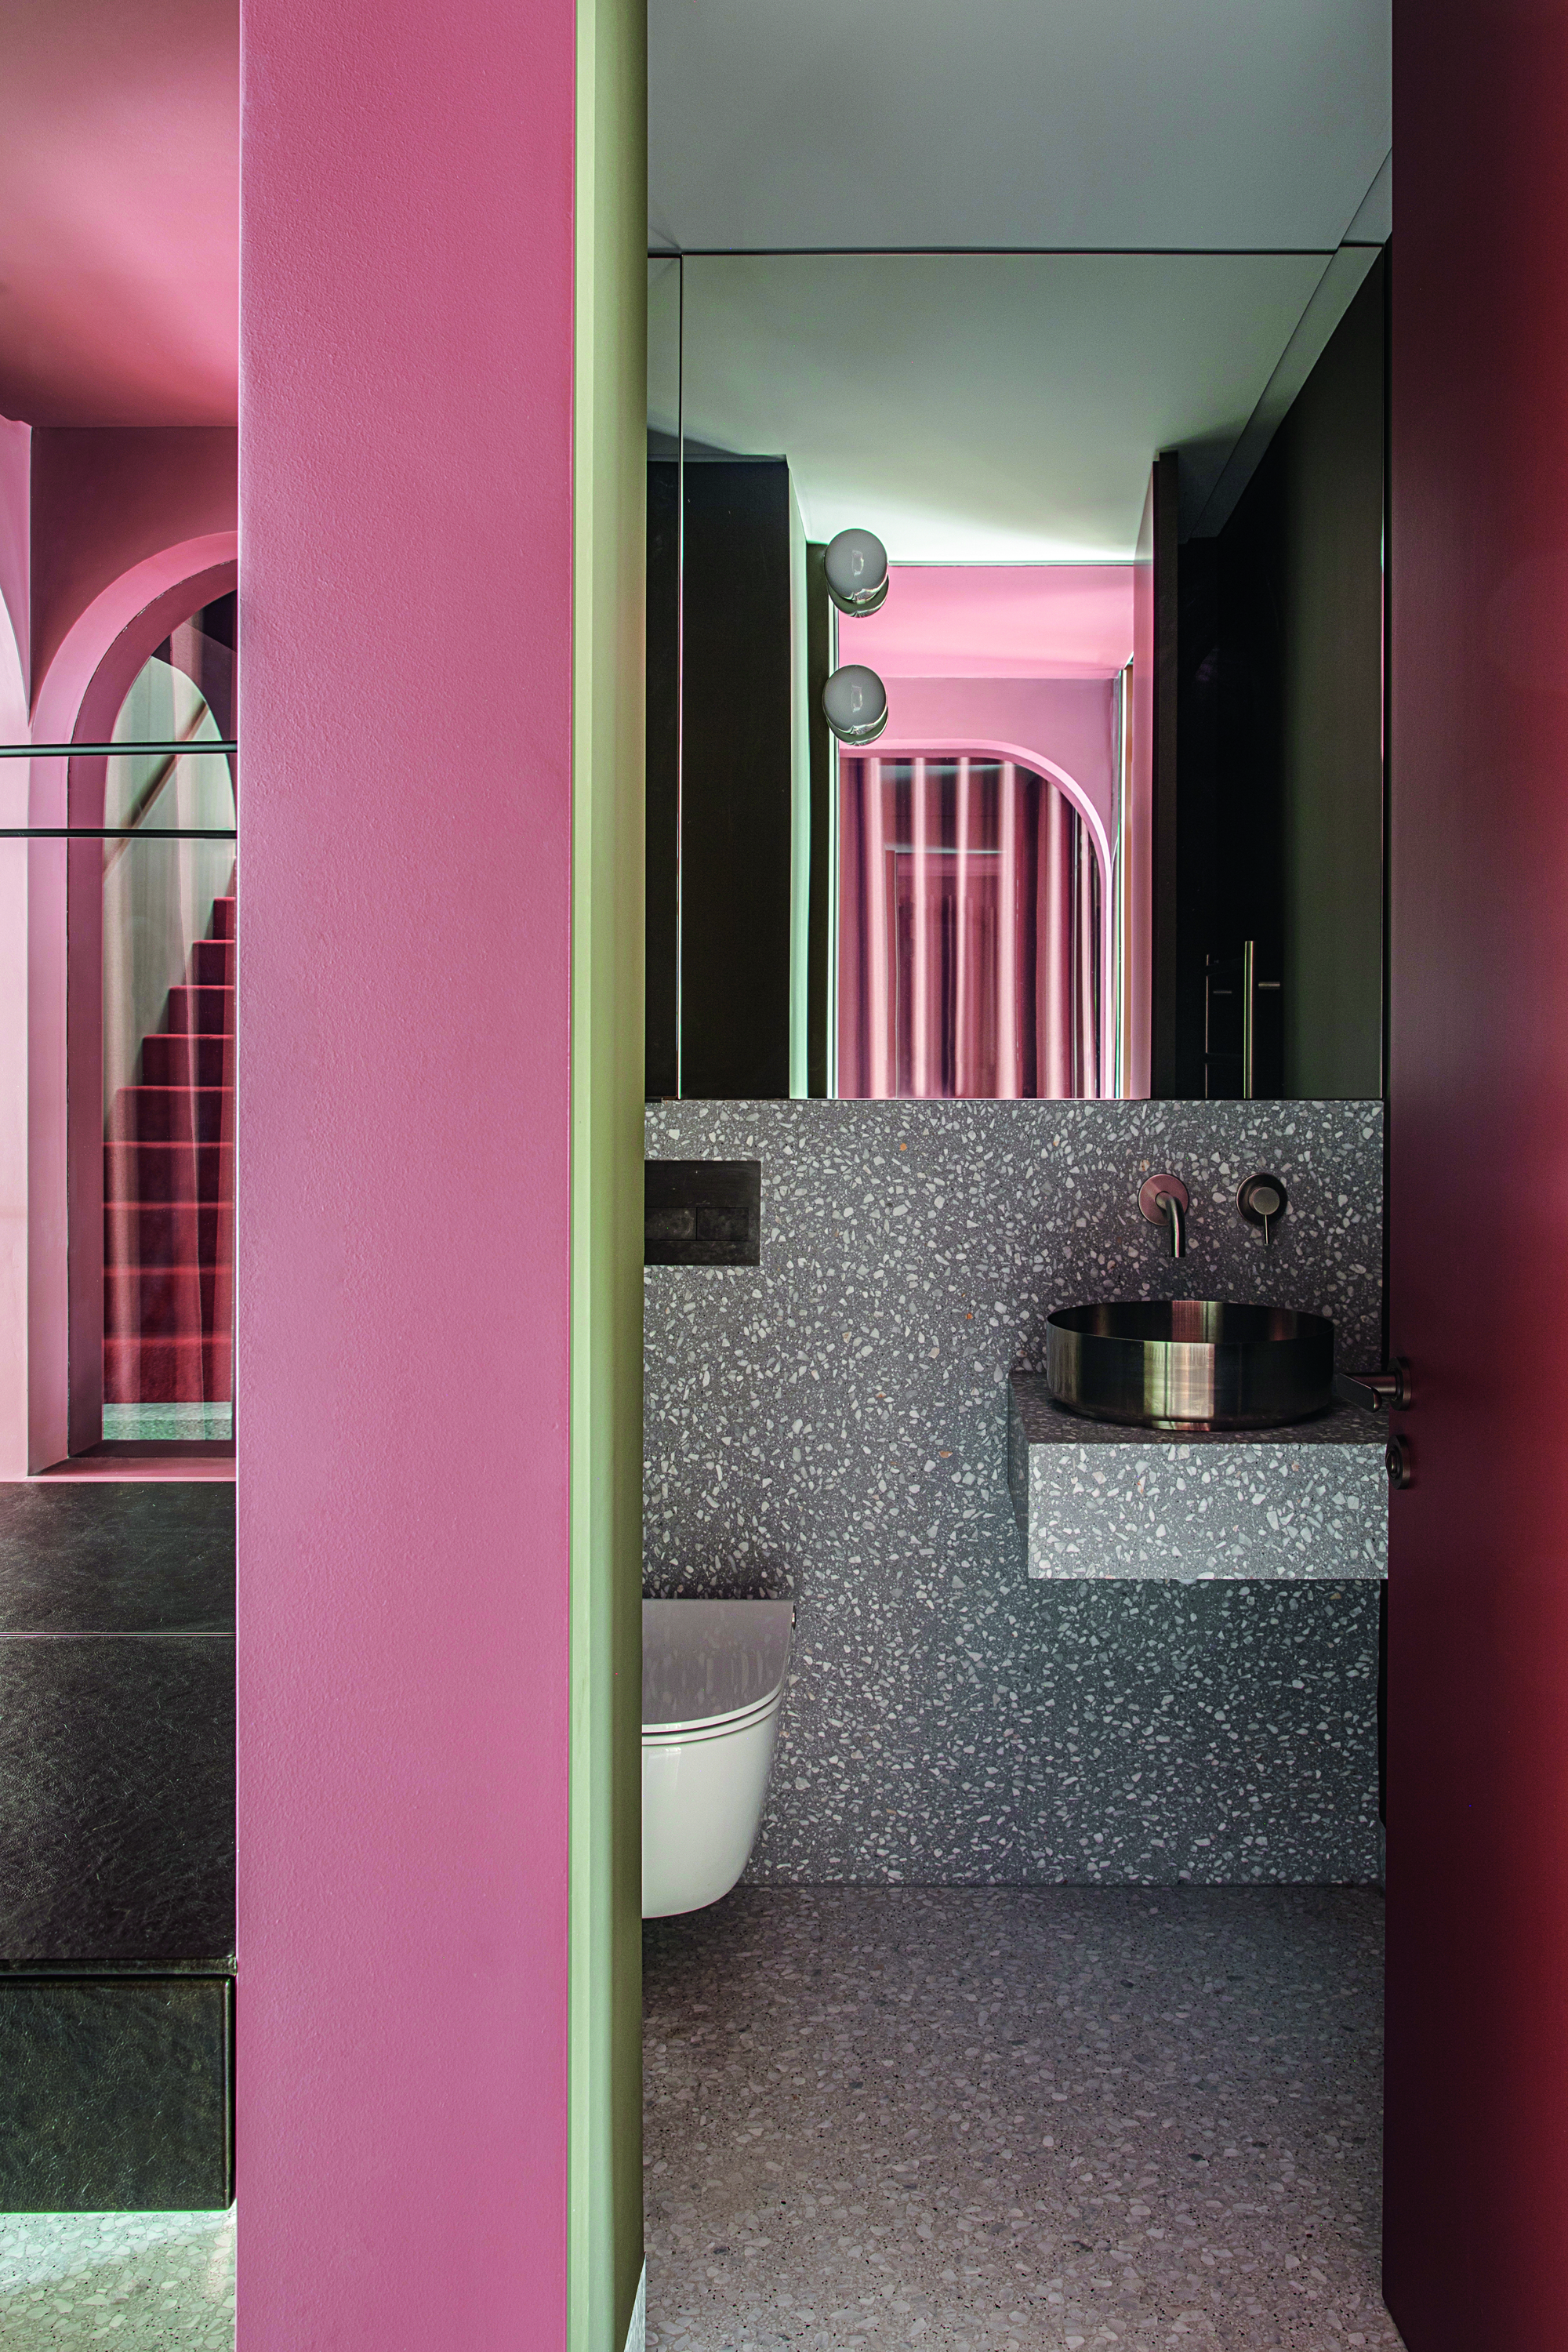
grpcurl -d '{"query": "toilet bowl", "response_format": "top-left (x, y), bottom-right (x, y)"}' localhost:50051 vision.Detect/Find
top-left (642, 1599), bottom-right (794, 1918)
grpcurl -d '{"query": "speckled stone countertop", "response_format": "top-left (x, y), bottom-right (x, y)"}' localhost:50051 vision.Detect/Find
top-left (1010, 1376), bottom-right (1387, 1582)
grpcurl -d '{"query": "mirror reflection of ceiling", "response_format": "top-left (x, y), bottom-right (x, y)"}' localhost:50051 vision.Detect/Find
top-left (650, 1), bottom-right (1391, 561)
top-left (648, 0), bottom-right (1390, 255)
top-left (673, 253), bottom-right (1339, 562)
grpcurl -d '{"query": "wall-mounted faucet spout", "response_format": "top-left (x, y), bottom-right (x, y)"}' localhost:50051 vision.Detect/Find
top-left (1138, 1174), bottom-right (1190, 1259)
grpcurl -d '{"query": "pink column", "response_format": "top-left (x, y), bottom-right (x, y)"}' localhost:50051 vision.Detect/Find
top-left (994, 763), bottom-right (1019, 1098)
top-left (1036, 785), bottom-right (1073, 1099)
top-left (909, 757), bottom-right (931, 1096)
top-left (953, 757), bottom-right (972, 1098)
top-left (1075, 826), bottom-right (1099, 1098)
top-left (862, 757), bottom-right (891, 1097)
top-left (238, 0), bottom-right (575, 2342)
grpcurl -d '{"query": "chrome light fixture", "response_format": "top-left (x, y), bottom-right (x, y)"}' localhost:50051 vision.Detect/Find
top-left (824, 527), bottom-right (889, 617)
top-left (822, 664), bottom-right (888, 746)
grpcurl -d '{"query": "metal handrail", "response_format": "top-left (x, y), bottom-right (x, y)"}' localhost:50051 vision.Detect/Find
top-left (0, 828), bottom-right (235, 840)
top-left (0, 742), bottom-right (238, 757)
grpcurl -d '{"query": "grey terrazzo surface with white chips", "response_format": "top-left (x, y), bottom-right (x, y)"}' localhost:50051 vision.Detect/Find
top-left (1009, 1383), bottom-right (1388, 1581)
top-left (644, 1884), bottom-right (1405, 2352)
top-left (645, 1100), bottom-right (1385, 1886)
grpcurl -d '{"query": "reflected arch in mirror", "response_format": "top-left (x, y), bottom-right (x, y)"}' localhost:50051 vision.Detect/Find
top-left (836, 749), bottom-right (1108, 1103)
top-left (864, 730), bottom-right (1116, 1094)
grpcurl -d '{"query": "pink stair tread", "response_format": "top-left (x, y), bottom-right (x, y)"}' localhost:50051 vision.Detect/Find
top-left (103, 890), bottom-right (236, 1408)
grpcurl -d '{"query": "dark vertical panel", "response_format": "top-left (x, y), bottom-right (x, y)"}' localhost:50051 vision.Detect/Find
top-left (1385, 4), bottom-right (1568, 2345)
top-left (805, 543), bottom-right (833, 1098)
top-left (1185, 264), bottom-right (1385, 1104)
top-left (645, 459), bottom-right (681, 1098)
top-left (0, 1978), bottom-right (232, 2212)
top-left (1131, 481), bottom-right (1154, 1095)
top-left (1174, 539), bottom-right (1220, 1096)
top-left (680, 460), bottom-right (793, 1100)
top-left (1149, 451), bottom-right (1181, 1098)
top-left (1209, 433), bottom-right (1288, 1100)
top-left (1279, 259), bottom-right (1386, 1100)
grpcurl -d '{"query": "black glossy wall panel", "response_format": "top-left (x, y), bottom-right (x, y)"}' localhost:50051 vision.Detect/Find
top-left (681, 459), bottom-right (793, 1099)
top-left (0, 1978), bottom-right (230, 2211)
top-left (0, 1639), bottom-right (234, 1962)
top-left (0, 1482), bottom-right (234, 1634)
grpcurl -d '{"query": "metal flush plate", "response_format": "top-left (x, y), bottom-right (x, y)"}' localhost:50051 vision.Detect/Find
top-left (644, 1160), bottom-right (761, 1267)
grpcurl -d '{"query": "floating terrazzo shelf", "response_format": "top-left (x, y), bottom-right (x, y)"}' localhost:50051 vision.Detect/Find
top-left (1008, 1377), bottom-right (1388, 1581)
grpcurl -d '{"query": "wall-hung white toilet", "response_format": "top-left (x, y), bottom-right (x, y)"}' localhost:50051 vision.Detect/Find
top-left (642, 1599), bottom-right (793, 1918)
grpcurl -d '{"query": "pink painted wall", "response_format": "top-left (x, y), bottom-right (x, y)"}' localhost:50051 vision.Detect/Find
top-left (29, 427), bottom-right (237, 698)
top-left (0, 0), bottom-right (237, 429)
top-left (238, 0), bottom-right (575, 2341)
top-left (855, 563), bottom-right (1134, 681)
top-left (0, 424), bottom-right (29, 1479)
top-left (856, 563), bottom-right (1130, 843)
top-left (0, 419), bottom-right (30, 717)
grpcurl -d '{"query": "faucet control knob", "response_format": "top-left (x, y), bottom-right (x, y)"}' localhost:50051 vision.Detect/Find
top-left (1138, 1174), bottom-right (1189, 1258)
top-left (1237, 1171), bottom-right (1289, 1247)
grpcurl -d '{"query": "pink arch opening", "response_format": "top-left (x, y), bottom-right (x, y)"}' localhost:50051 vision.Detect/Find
top-left (23, 531), bottom-right (238, 1477)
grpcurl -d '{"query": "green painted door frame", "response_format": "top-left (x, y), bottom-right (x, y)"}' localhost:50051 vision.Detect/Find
top-left (570, 0), bottom-right (647, 2342)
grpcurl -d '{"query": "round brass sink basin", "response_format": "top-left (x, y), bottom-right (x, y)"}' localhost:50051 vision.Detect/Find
top-left (1045, 1299), bottom-right (1334, 1430)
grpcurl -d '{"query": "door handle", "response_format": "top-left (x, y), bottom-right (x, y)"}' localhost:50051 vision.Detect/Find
top-left (1333, 1358), bottom-right (1413, 1414)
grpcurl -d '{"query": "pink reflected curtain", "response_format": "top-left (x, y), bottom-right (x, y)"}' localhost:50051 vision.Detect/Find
top-left (837, 756), bottom-right (1100, 1100)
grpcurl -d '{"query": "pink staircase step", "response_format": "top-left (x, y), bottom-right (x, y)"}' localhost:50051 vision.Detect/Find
top-left (188, 938), bottom-right (234, 985)
top-left (104, 887), bottom-right (237, 1413)
top-left (108, 1086), bottom-right (233, 1144)
top-left (162, 984), bottom-right (234, 1036)
top-left (104, 1201), bottom-right (233, 1270)
top-left (140, 1033), bottom-right (233, 1088)
top-left (104, 1334), bottom-right (233, 1406)
top-left (105, 1265), bottom-right (232, 1338)
top-left (104, 1140), bottom-right (234, 1205)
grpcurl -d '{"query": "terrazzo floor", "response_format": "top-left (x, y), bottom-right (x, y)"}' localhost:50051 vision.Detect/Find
top-left (0, 2211), bottom-right (234, 2347)
top-left (644, 1886), bottom-right (1405, 2352)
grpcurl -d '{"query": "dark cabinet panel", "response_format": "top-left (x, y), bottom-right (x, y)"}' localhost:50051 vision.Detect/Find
top-left (0, 1977), bottom-right (231, 2211)
top-left (0, 1483), bottom-right (234, 1634)
top-left (0, 1638), bottom-right (234, 1964)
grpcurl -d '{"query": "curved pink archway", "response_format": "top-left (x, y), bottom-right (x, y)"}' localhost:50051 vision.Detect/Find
top-left (22, 531), bottom-right (237, 1476)
top-left (866, 731), bottom-right (1117, 1094)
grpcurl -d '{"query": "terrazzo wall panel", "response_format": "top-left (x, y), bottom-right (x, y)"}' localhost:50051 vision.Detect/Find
top-left (644, 1098), bottom-right (1385, 1886)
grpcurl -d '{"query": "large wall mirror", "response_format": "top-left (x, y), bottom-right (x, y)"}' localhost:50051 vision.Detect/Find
top-left (648, 224), bottom-right (1387, 1104)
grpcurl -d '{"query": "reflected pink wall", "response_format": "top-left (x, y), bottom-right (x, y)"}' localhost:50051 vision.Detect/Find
top-left (855, 561), bottom-right (1131, 846)
top-left (855, 563), bottom-right (1134, 680)
top-left (238, 0), bottom-right (575, 2341)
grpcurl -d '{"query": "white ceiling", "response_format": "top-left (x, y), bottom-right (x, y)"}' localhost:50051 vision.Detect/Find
top-left (648, 5), bottom-right (1391, 557)
top-left (666, 252), bottom-right (1333, 562)
top-left (648, 0), bottom-right (1391, 256)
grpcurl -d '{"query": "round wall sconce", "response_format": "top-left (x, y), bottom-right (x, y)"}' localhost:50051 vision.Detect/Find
top-left (822, 664), bottom-right (888, 746)
top-left (824, 528), bottom-right (890, 617)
